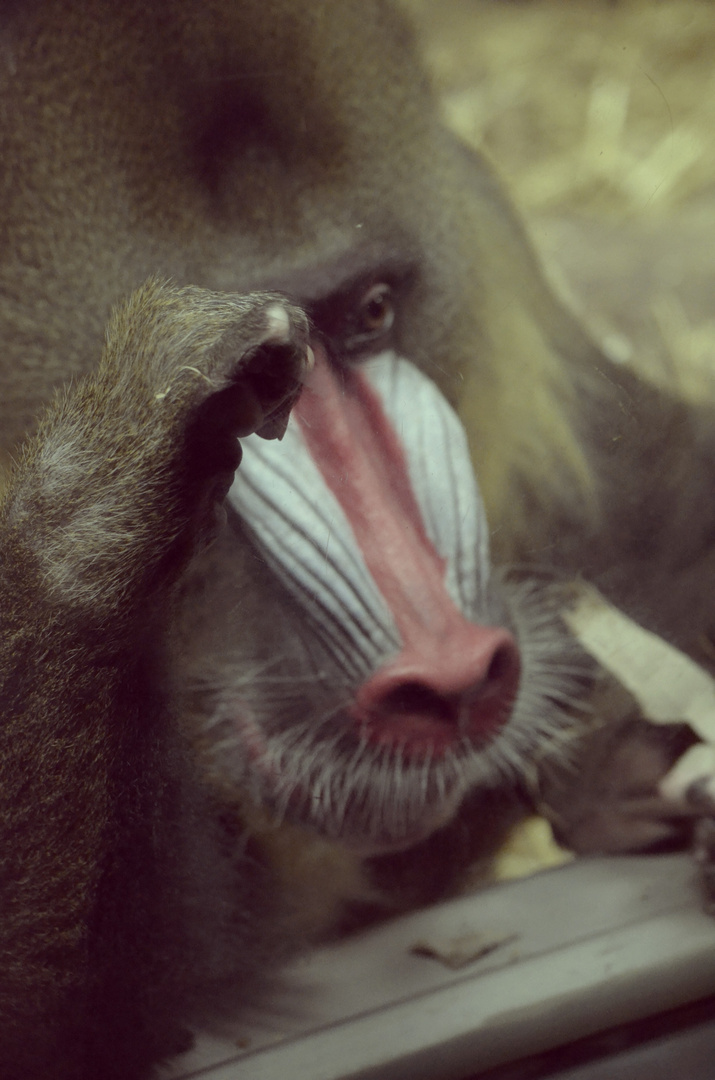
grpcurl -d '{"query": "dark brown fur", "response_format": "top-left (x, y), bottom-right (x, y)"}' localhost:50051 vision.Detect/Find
top-left (0, 282), bottom-right (310, 1075)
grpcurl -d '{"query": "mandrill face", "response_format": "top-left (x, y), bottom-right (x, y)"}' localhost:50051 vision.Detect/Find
top-left (178, 332), bottom-right (579, 856)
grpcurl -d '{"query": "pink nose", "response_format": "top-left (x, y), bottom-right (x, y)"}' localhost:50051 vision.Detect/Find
top-left (292, 345), bottom-right (521, 757)
top-left (353, 624), bottom-right (520, 755)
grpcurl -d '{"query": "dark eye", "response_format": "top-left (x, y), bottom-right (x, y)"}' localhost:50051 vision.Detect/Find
top-left (340, 282), bottom-right (396, 353)
top-left (310, 276), bottom-right (402, 358)
top-left (358, 283), bottom-right (395, 336)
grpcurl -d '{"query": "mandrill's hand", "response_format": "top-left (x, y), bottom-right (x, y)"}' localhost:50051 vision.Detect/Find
top-left (1, 280), bottom-right (311, 615)
top-left (0, 279), bottom-right (312, 1080)
top-left (537, 582), bottom-right (715, 915)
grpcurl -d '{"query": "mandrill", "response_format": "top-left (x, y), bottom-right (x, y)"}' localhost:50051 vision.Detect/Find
top-left (1, 1), bottom-right (715, 1078)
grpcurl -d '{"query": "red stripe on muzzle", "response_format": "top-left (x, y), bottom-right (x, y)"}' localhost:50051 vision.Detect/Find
top-left (295, 346), bottom-right (520, 754)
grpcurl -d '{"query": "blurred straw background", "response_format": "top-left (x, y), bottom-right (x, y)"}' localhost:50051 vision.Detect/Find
top-left (404, 0), bottom-right (715, 398)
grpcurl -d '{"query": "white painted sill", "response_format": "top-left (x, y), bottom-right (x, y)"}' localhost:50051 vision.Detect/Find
top-left (161, 853), bottom-right (715, 1080)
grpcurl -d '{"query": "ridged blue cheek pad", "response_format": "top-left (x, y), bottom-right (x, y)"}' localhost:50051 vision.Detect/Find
top-left (228, 349), bottom-right (491, 685)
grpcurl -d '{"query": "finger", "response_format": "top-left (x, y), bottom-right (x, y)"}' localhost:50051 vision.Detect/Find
top-left (659, 743), bottom-right (715, 812)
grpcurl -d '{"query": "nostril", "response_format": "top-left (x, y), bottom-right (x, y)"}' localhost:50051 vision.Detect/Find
top-left (353, 627), bottom-right (521, 754)
top-left (480, 642), bottom-right (520, 702)
top-left (374, 644), bottom-right (519, 725)
top-left (378, 681), bottom-right (455, 723)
